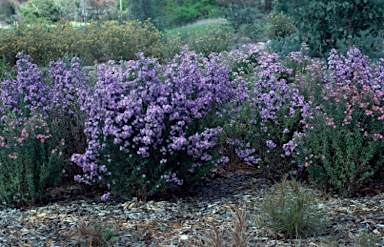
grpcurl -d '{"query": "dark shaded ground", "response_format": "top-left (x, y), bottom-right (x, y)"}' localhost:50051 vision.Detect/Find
top-left (39, 163), bottom-right (384, 210)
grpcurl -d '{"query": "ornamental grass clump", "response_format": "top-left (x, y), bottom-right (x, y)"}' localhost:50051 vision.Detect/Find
top-left (257, 175), bottom-right (325, 239)
top-left (294, 48), bottom-right (384, 196)
top-left (72, 47), bottom-right (238, 201)
top-left (196, 207), bottom-right (253, 247)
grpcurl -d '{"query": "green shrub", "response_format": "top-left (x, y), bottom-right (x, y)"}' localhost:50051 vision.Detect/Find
top-left (180, 23), bottom-right (235, 57)
top-left (161, 0), bottom-right (220, 28)
top-left (224, 3), bottom-right (262, 28)
top-left (0, 20), bottom-right (164, 66)
top-left (0, 59), bottom-right (13, 81)
top-left (267, 11), bottom-right (296, 40)
top-left (0, 111), bottom-right (65, 207)
top-left (69, 20), bottom-right (163, 65)
top-left (286, 0), bottom-right (384, 58)
top-left (294, 49), bottom-right (384, 196)
top-left (20, 0), bottom-right (60, 24)
top-left (245, 18), bottom-right (268, 42)
top-left (266, 35), bottom-right (302, 57)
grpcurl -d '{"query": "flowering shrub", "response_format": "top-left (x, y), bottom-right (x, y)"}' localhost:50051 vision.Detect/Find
top-left (216, 45), bottom-right (307, 176)
top-left (0, 111), bottom-right (65, 207)
top-left (72, 48), bottom-right (236, 200)
top-left (294, 48), bottom-right (384, 196)
top-left (0, 54), bottom-right (88, 206)
top-left (48, 57), bottom-right (89, 176)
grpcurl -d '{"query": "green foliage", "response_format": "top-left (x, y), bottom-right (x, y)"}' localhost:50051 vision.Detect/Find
top-left (73, 20), bottom-right (163, 64)
top-left (0, 0), bottom-right (18, 25)
top-left (286, 0), bottom-right (384, 57)
top-left (159, 0), bottom-right (220, 28)
top-left (224, 1), bottom-right (262, 28)
top-left (272, 0), bottom-right (290, 14)
top-left (54, 0), bottom-right (80, 21)
top-left (294, 59), bottom-right (384, 196)
top-left (0, 60), bottom-right (14, 81)
top-left (267, 11), bottom-right (296, 40)
top-left (0, 20), bottom-right (163, 66)
top-left (243, 17), bottom-right (268, 42)
top-left (78, 220), bottom-right (119, 246)
top-left (179, 23), bottom-right (235, 57)
top-left (255, 175), bottom-right (325, 238)
top-left (221, 1), bottom-right (270, 42)
top-left (162, 22), bottom-right (235, 61)
top-left (353, 232), bottom-right (382, 247)
top-left (127, 0), bottom-right (165, 29)
top-left (20, 0), bottom-right (60, 24)
top-left (266, 35), bottom-right (302, 57)
top-left (0, 111), bottom-right (65, 207)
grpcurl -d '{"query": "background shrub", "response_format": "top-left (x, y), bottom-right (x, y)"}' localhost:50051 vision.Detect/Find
top-left (266, 11), bottom-right (296, 40)
top-left (284, 0), bottom-right (384, 57)
top-left (20, 0), bottom-right (60, 24)
top-left (0, 20), bottom-right (164, 66)
top-left (266, 35), bottom-right (302, 57)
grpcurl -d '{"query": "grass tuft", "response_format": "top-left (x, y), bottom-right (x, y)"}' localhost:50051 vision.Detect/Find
top-left (255, 174), bottom-right (326, 239)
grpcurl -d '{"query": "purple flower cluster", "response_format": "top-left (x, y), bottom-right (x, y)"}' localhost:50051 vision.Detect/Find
top-left (1, 54), bottom-right (88, 121)
top-left (328, 48), bottom-right (384, 90)
top-left (253, 51), bottom-right (306, 125)
top-left (219, 45), bottom-right (308, 172)
top-left (0, 54), bottom-right (51, 116)
top-left (72, 47), bottom-right (237, 200)
top-left (49, 57), bottom-right (89, 116)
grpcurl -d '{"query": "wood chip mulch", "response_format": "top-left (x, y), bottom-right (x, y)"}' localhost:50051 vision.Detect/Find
top-left (1, 164), bottom-right (384, 246)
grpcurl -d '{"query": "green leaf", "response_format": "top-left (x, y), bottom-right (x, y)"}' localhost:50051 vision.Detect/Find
top-left (109, 236), bottom-right (119, 243)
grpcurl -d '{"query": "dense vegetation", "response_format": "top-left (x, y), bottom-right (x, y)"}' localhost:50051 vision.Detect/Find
top-left (1, 43), bottom-right (384, 207)
top-left (0, 0), bottom-right (384, 210)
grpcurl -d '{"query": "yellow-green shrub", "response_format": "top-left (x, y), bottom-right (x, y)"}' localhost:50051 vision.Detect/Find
top-left (0, 20), bottom-right (163, 66)
top-left (72, 20), bottom-right (163, 64)
top-left (267, 12), bottom-right (297, 40)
